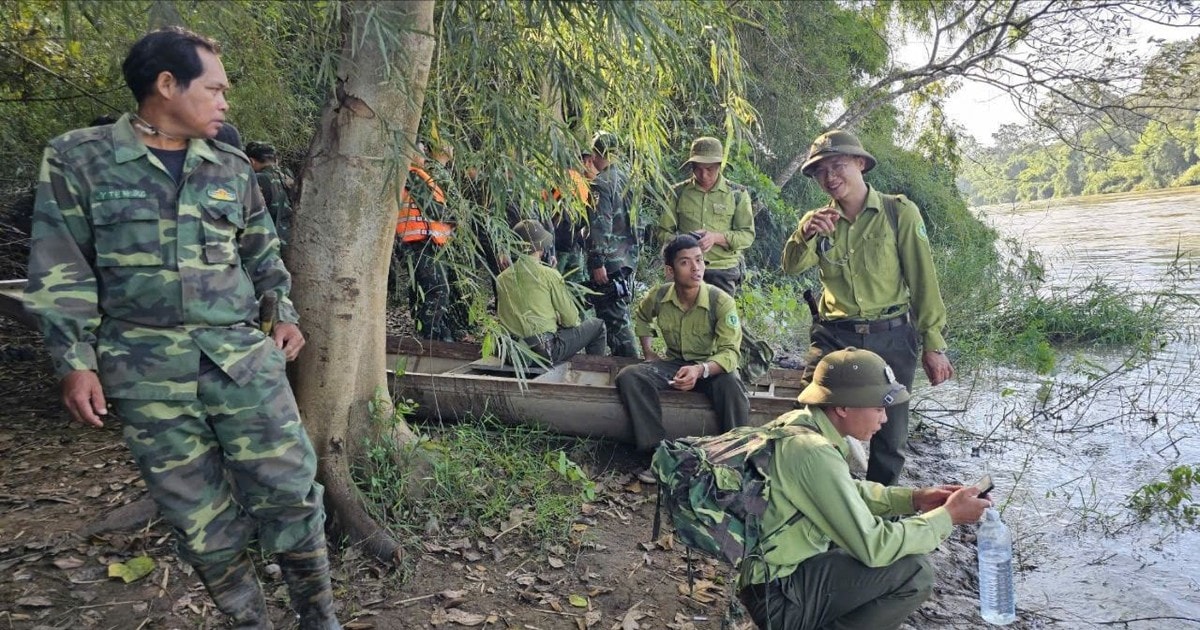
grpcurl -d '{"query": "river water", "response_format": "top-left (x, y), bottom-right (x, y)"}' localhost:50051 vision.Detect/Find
top-left (927, 188), bottom-right (1200, 628)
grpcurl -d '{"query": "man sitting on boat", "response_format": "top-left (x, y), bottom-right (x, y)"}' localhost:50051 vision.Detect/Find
top-left (615, 234), bottom-right (750, 451)
top-left (495, 220), bottom-right (607, 364)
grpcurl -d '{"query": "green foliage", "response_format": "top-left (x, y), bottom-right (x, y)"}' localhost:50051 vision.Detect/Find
top-left (1128, 465), bottom-right (1200, 529)
top-left (356, 416), bottom-right (597, 547)
top-left (736, 271), bottom-right (812, 350)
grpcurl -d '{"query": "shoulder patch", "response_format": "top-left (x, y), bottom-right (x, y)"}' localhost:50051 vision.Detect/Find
top-left (726, 312), bottom-right (740, 328)
top-left (917, 223), bottom-right (929, 241)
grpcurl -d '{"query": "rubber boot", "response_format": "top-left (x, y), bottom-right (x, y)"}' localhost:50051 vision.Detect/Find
top-left (278, 546), bottom-right (341, 630)
top-left (193, 553), bottom-right (273, 630)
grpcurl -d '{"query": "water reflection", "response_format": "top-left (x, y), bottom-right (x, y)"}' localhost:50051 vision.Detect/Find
top-left (927, 190), bottom-right (1200, 627)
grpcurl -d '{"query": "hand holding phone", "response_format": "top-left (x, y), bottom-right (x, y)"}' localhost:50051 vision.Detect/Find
top-left (973, 474), bottom-right (994, 498)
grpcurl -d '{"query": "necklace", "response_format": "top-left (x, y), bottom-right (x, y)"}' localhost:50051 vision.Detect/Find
top-left (130, 114), bottom-right (185, 142)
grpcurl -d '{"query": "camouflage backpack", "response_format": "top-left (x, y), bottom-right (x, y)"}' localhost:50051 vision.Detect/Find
top-left (650, 424), bottom-right (815, 568)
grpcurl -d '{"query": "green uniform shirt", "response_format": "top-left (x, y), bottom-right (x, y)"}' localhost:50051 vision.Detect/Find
top-left (781, 187), bottom-right (948, 350)
top-left (496, 254), bottom-right (582, 338)
top-left (24, 114), bottom-right (296, 400)
top-left (657, 176), bottom-right (755, 270)
top-left (633, 282), bottom-right (741, 374)
top-left (739, 406), bottom-right (954, 587)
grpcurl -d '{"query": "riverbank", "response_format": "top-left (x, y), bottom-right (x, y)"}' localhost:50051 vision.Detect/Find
top-left (0, 313), bottom-right (1030, 629)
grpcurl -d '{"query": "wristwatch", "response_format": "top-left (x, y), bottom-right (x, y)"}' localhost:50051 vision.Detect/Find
top-left (931, 348), bottom-right (947, 355)
top-left (700, 361), bottom-right (711, 379)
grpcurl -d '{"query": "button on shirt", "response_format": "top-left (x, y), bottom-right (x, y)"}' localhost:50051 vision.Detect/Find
top-left (658, 176), bottom-right (755, 270)
top-left (738, 407), bottom-right (954, 587)
top-left (780, 187), bottom-right (948, 350)
top-left (632, 282), bottom-right (741, 374)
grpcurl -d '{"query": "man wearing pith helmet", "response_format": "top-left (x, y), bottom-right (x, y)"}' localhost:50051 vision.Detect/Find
top-left (738, 348), bottom-right (990, 630)
top-left (782, 129), bottom-right (954, 486)
top-left (657, 136), bottom-right (755, 296)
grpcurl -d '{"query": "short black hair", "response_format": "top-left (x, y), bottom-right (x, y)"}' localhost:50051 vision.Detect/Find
top-left (122, 27), bottom-right (221, 104)
top-left (662, 233), bottom-right (701, 266)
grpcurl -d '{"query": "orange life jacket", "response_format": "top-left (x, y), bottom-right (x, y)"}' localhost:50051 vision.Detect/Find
top-left (397, 165), bottom-right (453, 245)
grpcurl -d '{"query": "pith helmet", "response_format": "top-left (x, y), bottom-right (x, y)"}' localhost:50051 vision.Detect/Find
top-left (682, 136), bottom-right (724, 168)
top-left (244, 141), bottom-right (277, 161)
top-left (513, 219), bottom-right (553, 253)
top-left (800, 129), bottom-right (876, 177)
top-left (796, 347), bottom-right (909, 408)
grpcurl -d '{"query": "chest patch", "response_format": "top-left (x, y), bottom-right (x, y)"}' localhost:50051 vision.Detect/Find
top-left (208, 187), bottom-right (237, 202)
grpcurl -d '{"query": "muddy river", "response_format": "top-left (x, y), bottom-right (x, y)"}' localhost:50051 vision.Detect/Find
top-left (926, 189), bottom-right (1200, 628)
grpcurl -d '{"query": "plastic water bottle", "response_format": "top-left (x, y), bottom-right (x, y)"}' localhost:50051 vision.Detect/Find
top-left (977, 508), bottom-right (1017, 625)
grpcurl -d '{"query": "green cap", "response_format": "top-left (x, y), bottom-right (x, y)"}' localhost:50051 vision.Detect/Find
top-left (682, 136), bottom-right (724, 168)
top-left (796, 347), bottom-right (909, 408)
top-left (513, 219), bottom-right (553, 253)
top-left (800, 129), bottom-right (876, 177)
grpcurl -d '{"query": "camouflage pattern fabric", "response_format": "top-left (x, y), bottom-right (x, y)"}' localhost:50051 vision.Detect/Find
top-left (191, 548), bottom-right (270, 628)
top-left (256, 164), bottom-right (293, 245)
top-left (279, 544), bottom-right (339, 627)
top-left (24, 113), bottom-right (297, 399)
top-left (394, 240), bottom-right (461, 341)
top-left (650, 424), bottom-right (816, 568)
top-left (585, 162), bottom-right (638, 274)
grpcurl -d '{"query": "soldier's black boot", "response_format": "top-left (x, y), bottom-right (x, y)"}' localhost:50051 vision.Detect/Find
top-left (278, 546), bottom-right (341, 630)
top-left (193, 553), bottom-right (273, 630)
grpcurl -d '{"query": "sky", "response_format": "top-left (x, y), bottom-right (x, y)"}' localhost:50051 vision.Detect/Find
top-left (900, 18), bottom-right (1200, 146)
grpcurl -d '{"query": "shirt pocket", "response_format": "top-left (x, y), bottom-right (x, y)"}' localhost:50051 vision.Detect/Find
top-left (91, 199), bottom-right (163, 267)
top-left (200, 201), bottom-right (246, 265)
top-left (860, 231), bottom-right (896, 275)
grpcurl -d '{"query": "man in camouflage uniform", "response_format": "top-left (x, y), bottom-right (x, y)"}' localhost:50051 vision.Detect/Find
top-left (584, 131), bottom-right (639, 357)
top-left (23, 28), bottom-right (338, 629)
top-left (245, 141), bottom-right (294, 250)
top-left (656, 136), bottom-right (755, 297)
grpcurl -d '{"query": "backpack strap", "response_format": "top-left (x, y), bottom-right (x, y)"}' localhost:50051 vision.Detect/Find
top-left (880, 193), bottom-right (905, 279)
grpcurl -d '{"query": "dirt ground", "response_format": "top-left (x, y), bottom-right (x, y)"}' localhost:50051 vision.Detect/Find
top-left (0, 314), bottom-right (1036, 630)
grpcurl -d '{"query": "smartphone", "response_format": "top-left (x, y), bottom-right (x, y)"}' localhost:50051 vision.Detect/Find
top-left (973, 474), bottom-right (994, 498)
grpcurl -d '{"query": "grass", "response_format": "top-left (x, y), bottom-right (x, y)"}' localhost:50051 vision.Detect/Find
top-left (353, 402), bottom-right (597, 550)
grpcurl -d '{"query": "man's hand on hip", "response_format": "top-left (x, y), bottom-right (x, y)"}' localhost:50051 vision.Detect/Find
top-left (273, 322), bottom-right (306, 361)
top-left (62, 370), bottom-right (107, 428)
top-left (922, 350), bottom-right (954, 385)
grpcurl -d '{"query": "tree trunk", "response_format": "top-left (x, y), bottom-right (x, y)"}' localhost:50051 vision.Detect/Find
top-left (287, 0), bottom-right (436, 564)
top-left (774, 152), bottom-right (807, 191)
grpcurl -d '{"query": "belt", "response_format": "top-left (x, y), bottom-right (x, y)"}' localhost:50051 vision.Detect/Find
top-left (825, 312), bottom-right (909, 335)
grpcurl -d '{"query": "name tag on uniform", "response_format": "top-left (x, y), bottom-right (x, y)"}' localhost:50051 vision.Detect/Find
top-left (93, 189), bottom-right (148, 202)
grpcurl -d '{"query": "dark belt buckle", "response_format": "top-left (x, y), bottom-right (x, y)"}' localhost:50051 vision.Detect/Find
top-left (854, 323), bottom-right (871, 335)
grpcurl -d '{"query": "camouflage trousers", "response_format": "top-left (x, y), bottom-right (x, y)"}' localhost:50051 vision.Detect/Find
top-left (393, 239), bottom-right (466, 341)
top-left (555, 246), bottom-right (587, 284)
top-left (738, 550), bottom-right (933, 630)
top-left (592, 296), bottom-right (637, 358)
top-left (115, 352), bottom-right (328, 621)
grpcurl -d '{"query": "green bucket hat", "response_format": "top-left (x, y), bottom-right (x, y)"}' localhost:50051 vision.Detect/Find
top-left (513, 219), bottom-right (554, 253)
top-left (800, 129), bottom-right (876, 177)
top-left (682, 136), bottom-right (724, 169)
top-left (796, 347), bottom-right (909, 408)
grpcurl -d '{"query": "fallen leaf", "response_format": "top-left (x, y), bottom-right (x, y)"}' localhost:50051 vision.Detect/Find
top-left (16, 596), bottom-right (53, 607)
top-left (547, 556), bottom-right (565, 569)
top-left (585, 610), bottom-right (602, 627)
top-left (569, 594), bottom-right (589, 608)
top-left (53, 557), bottom-right (85, 570)
top-left (107, 555), bottom-right (155, 583)
top-left (444, 608), bottom-right (489, 626)
top-left (677, 579), bottom-right (720, 604)
top-left (345, 621), bottom-right (375, 629)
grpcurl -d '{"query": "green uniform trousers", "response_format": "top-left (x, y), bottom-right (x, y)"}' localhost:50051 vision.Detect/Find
top-left (525, 317), bottom-right (607, 364)
top-left (115, 351), bottom-right (325, 569)
top-left (594, 297), bottom-right (638, 357)
top-left (615, 359), bottom-right (749, 451)
top-left (801, 319), bottom-right (919, 485)
top-left (703, 264), bottom-right (743, 297)
top-left (738, 550), bottom-right (933, 630)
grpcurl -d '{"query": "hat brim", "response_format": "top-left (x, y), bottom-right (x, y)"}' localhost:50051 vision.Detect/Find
top-left (796, 382), bottom-right (910, 408)
top-left (800, 147), bottom-right (876, 177)
top-left (682, 155), bottom-right (724, 169)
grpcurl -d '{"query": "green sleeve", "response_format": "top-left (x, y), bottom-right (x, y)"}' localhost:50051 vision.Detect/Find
top-left (781, 209), bottom-right (820, 275)
top-left (775, 440), bottom-right (953, 569)
top-left (633, 285), bottom-right (659, 338)
top-left (655, 188), bottom-right (680, 245)
top-left (24, 146), bottom-right (102, 377)
top-left (724, 190), bottom-right (755, 254)
top-left (708, 290), bottom-right (742, 374)
top-left (548, 268), bottom-right (581, 329)
top-left (239, 172), bottom-right (299, 324)
top-left (895, 198), bottom-right (947, 350)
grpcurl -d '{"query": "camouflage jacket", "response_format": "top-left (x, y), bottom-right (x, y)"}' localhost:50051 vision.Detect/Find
top-left (24, 113), bottom-right (297, 401)
top-left (255, 164), bottom-right (293, 244)
top-left (586, 162), bottom-right (638, 273)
